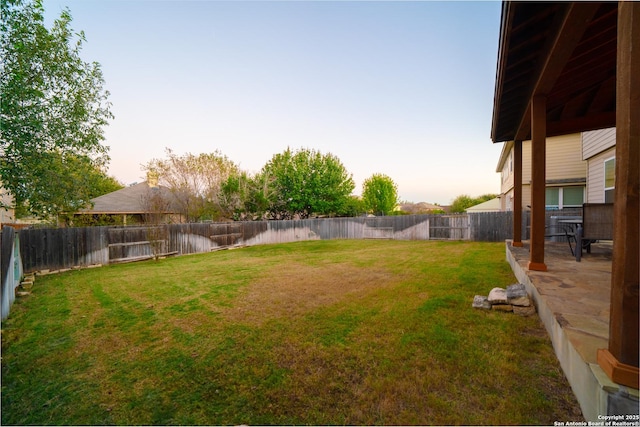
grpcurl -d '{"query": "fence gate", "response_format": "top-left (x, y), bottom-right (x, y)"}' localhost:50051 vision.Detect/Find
top-left (429, 215), bottom-right (470, 240)
top-left (108, 226), bottom-right (169, 263)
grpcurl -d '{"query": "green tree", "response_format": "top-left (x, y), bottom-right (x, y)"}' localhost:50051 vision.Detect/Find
top-left (14, 152), bottom-right (121, 220)
top-left (449, 194), bottom-right (475, 213)
top-left (260, 147), bottom-right (355, 219)
top-left (361, 173), bottom-right (399, 216)
top-left (219, 171), bottom-right (275, 221)
top-left (1, 0), bottom-right (113, 219)
top-left (339, 195), bottom-right (366, 217)
top-left (143, 148), bottom-right (239, 222)
top-left (85, 169), bottom-right (123, 200)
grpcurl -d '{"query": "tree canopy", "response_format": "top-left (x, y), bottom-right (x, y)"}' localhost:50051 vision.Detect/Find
top-left (0, 0), bottom-right (113, 219)
top-left (260, 147), bottom-right (355, 219)
top-left (361, 173), bottom-right (399, 216)
top-left (143, 148), bottom-right (240, 222)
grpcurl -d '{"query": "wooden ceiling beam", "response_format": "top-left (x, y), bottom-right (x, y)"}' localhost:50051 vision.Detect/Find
top-left (546, 111), bottom-right (616, 138)
top-left (514, 3), bottom-right (602, 141)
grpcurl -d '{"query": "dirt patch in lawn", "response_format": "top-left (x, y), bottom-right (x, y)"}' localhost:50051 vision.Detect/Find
top-left (222, 262), bottom-right (402, 325)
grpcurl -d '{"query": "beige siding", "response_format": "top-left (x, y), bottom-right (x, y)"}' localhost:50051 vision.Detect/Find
top-left (500, 189), bottom-right (512, 210)
top-left (522, 141), bottom-right (532, 183)
top-left (521, 184), bottom-right (531, 209)
top-left (586, 147), bottom-right (616, 203)
top-left (519, 134), bottom-right (584, 184)
top-left (546, 134), bottom-right (585, 181)
top-left (496, 134), bottom-right (585, 211)
top-left (583, 127), bottom-right (616, 160)
top-left (500, 160), bottom-right (515, 198)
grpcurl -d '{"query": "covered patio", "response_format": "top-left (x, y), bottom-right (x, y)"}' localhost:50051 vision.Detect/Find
top-left (492, 1), bottom-right (639, 420)
top-left (507, 241), bottom-right (618, 420)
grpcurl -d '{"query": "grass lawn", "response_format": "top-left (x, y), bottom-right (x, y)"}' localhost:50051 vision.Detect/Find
top-left (1, 240), bottom-right (582, 425)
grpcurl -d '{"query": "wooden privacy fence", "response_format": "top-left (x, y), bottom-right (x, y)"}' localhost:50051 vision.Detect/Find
top-left (1, 227), bottom-right (24, 320)
top-left (17, 212), bottom-right (521, 274)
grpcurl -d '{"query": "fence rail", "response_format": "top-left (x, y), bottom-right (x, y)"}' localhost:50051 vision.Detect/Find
top-left (10, 210), bottom-right (588, 276)
top-left (9, 214), bottom-right (479, 274)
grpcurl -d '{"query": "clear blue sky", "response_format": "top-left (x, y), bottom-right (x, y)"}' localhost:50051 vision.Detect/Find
top-left (43, 0), bottom-right (503, 205)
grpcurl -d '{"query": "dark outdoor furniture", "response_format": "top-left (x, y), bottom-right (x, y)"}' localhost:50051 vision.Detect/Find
top-left (576, 203), bottom-right (614, 262)
top-left (545, 222), bottom-right (578, 256)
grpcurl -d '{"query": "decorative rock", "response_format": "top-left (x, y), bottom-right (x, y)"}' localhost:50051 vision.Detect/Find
top-left (506, 283), bottom-right (527, 298)
top-left (472, 295), bottom-right (491, 310)
top-left (509, 296), bottom-right (531, 307)
top-left (488, 287), bottom-right (508, 304)
top-left (513, 305), bottom-right (536, 317)
top-left (506, 283), bottom-right (531, 306)
top-left (491, 304), bottom-right (513, 312)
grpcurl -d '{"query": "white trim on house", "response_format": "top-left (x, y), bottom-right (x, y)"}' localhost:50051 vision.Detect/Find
top-left (603, 156), bottom-right (615, 203)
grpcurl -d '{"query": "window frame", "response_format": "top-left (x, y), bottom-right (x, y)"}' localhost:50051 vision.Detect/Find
top-left (604, 157), bottom-right (615, 203)
top-left (545, 186), bottom-right (585, 210)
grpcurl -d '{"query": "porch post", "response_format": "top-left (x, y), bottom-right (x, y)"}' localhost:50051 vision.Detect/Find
top-left (512, 140), bottom-right (523, 247)
top-left (528, 95), bottom-right (547, 271)
top-left (597, 1), bottom-right (640, 389)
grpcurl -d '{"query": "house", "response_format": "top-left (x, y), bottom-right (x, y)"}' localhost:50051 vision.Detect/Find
top-left (72, 180), bottom-right (184, 226)
top-left (465, 197), bottom-right (500, 213)
top-left (397, 202), bottom-right (445, 214)
top-left (496, 133), bottom-right (586, 211)
top-left (583, 127), bottom-right (616, 203)
top-left (490, 0), bottom-right (638, 415)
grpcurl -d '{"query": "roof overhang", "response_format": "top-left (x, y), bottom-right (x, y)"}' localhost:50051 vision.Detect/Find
top-left (491, 2), bottom-right (618, 143)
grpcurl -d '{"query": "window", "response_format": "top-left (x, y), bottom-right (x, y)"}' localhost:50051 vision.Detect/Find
top-left (604, 157), bottom-right (615, 203)
top-left (545, 188), bottom-right (560, 210)
top-left (562, 186), bottom-right (584, 207)
top-left (545, 186), bottom-right (584, 209)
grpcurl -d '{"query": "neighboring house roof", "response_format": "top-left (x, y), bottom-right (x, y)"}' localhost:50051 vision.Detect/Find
top-left (466, 198), bottom-right (501, 213)
top-left (397, 202), bottom-right (443, 213)
top-left (77, 182), bottom-right (181, 214)
top-left (414, 202), bottom-right (442, 211)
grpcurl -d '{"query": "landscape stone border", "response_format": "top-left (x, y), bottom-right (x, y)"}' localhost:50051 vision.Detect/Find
top-left (473, 283), bottom-right (536, 316)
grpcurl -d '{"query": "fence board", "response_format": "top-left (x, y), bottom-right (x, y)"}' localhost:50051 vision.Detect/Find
top-left (469, 212), bottom-right (512, 242)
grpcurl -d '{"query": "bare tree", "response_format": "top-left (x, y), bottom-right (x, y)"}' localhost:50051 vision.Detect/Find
top-left (142, 149), bottom-right (239, 222)
top-left (140, 185), bottom-right (170, 260)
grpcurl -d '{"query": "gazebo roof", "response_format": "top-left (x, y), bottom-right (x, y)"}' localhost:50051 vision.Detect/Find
top-left (491, 2), bottom-right (617, 143)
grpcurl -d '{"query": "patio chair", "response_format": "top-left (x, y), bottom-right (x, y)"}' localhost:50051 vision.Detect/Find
top-left (576, 203), bottom-right (614, 261)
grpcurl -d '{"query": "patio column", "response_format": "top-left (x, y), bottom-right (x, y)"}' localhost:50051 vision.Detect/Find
top-left (512, 140), bottom-right (523, 247)
top-left (597, 1), bottom-right (640, 389)
top-left (528, 95), bottom-right (547, 271)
